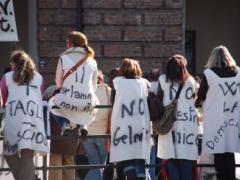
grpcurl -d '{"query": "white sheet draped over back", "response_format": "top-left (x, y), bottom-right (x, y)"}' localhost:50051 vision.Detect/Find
top-left (202, 69), bottom-right (240, 154)
top-left (3, 71), bottom-right (49, 155)
top-left (157, 75), bottom-right (199, 160)
top-left (110, 77), bottom-right (151, 163)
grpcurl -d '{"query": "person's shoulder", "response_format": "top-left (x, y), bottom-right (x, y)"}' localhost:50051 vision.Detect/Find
top-left (140, 77), bottom-right (150, 87)
top-left (185, 76), bottom-right (196, 85)
top-left (4, 71), bottom-right (13, 80)
top-left (88, 57), bottom-right (97, 64)
top-left (34, 71), bottom-right (43, 78)
top-left (159, 74), bottom-right (166, 83)
top-left (113, 76), bottom-right (124, 84)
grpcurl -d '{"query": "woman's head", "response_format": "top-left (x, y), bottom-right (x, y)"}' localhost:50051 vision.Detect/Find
top-left (165, 54), bottom-right (190, 85)
top-left (205, 45), bottom-right (236, 68)
top-left (10, 50), bottom-right (35, 85)
top-left (119, 58), bottom-right (142, 78)
top-left (149, 68), bottom-right (160, 82)
top-left (108, 68), bottom-right (119, 88)
top-left (66, 31), bottom-right (95, 57)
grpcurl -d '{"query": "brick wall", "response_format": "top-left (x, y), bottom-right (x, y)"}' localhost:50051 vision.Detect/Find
top-left (38, 0), bottom-right (184, 86)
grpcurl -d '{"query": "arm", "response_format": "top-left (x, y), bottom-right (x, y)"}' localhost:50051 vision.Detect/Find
top-left (92, 67), bottom-right (98, 92)
top-left (55, 58), bottom-right (64, 89)
top-left (195, 74), bottom-right (209, 108)
top-left (40, 81), bottom-right (44, 95)
top-left (110, 86), bottom-right (116, 105)
top-left (0, 76), bottom-right (8, 107)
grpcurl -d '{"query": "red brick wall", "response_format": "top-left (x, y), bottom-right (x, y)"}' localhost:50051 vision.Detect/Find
top-left (38, 0), bottom-right (184, 86)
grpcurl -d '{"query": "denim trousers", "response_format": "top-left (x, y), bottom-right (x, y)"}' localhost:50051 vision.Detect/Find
top-left (167, 159), bottom-right (193, 180)
top-left (50, 113), bottom-right (69, 127)
top-left (149, 144), bottom-right (157, 180)
top-left (83, 137), bottom-right (107, 180)
top-left (118, 159), bottom-right (146, 179)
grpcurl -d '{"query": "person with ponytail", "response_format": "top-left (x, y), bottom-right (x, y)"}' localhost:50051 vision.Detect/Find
top-left (49, 31), bottom-right (99, 180)
top-left (0, 50), bottom-right (49, 180)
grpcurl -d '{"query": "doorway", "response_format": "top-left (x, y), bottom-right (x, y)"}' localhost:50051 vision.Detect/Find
top-left (185, 0), bottom-right (240, 74)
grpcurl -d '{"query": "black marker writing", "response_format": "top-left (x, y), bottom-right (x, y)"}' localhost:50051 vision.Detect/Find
top-left (121, 98), bottom-right (144, 118)
top-left (61, 86), bottom-right (92, 100)
top-left (8, 100), bottom-right (43, 119)
top-left (223, 101), bottom-right (238, 113)
top-left (206, 118), bottom-right (237, 150)
top-left (0, 0), bottom-right (10, 15)
top-left (113, 126), bottom-right (147, 146)
top-left (218, 82), bottom-right (240, 96)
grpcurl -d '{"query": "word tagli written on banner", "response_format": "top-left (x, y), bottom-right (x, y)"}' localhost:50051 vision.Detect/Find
top-left (0, 0), bottom-right (18, 41)
top-left (206, 81), bottom-right (240, 150)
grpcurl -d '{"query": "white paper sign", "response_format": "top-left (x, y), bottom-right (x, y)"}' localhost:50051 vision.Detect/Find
top-left (0, 0), bottom-right (18, 42)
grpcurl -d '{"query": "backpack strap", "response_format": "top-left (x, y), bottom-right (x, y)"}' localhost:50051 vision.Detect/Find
top-left (63, 54), bottom-right (89, 81)
top-left (175, 83), bottom-right (184, 100)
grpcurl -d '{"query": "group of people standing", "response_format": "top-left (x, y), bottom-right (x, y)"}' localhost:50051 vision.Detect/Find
top-left (0, 30), bottom-right (240, 180)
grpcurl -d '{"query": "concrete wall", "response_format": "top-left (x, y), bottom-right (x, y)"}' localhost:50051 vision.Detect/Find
top-left (186, 0), bottom-right (240, 73)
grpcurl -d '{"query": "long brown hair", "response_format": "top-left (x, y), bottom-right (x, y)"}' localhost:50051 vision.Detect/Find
top-left (10, 50), bottom-right (35, 85)
top-left (119, 58), bottom-right (142, 77)
top-left (165, 54), bottom-right (190, 85)
top-left (67, 31), bottom-right (95, 58)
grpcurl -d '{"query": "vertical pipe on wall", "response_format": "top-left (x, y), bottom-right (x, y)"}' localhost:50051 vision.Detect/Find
top-left (183, 0), bottom-right (186, 55)
top-left (28, 0), bottom-right (38, 66)
top-left (77, 0), bottom-right (83, 32)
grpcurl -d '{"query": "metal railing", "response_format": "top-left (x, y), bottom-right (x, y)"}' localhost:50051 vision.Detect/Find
top-left (0, 105), bottom-right (239, 180)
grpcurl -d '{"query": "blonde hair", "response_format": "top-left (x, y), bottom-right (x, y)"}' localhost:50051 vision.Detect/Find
top-left (10, 50), bottom-right (35, 85)
top-left (67, 31), bottom-right (95, 58)
top-left (205, 45), bottom-right (236, 68)
top-left (119, 58), bottom-right (142, 77)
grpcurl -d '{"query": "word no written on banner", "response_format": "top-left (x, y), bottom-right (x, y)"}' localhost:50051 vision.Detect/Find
top-left (0, 0), bottom-right (18, 42)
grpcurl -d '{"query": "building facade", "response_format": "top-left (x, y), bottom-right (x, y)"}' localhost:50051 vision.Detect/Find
top-left (1, 0), bottom-right (240, 87)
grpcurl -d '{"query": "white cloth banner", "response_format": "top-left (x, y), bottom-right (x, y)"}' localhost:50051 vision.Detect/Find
top-left (110, 77), bottom-right (151, 163)
top-left (202, 69), bottom-right (240, 153)
top-left (157, 75), bottom-right (199, 160)
top-left (3, 72), bottom-right (49, 155)
top-left (51, 54), bottom-right (99, 125)
top-left (0, 0), bottom-right (18, 42)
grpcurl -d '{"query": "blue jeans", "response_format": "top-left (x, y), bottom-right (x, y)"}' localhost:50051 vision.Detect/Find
top-left (118, 159), bottom-right (146, 179)
top-left (167, 159), bottom-right (193, 180)
top-left (50, 113), bottom-right (69, 127)
top-left (149, 145), bottom-right (157, 180)
top-left (83, 137), bottom-right (107, 180)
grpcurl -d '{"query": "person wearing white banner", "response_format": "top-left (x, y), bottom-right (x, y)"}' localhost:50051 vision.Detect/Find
top-left (51, 31), bottom-right (99, 126)
top-left (0, 50), bottom-right (49, 180)
top-left (49, 31), bottom-right (99, 180)
top-left (195, 45), bottom-right (240, 180)
top-left (157, 55), bottom-right (199, 180)
top-left (110, 58), bottom-right (151, 180)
